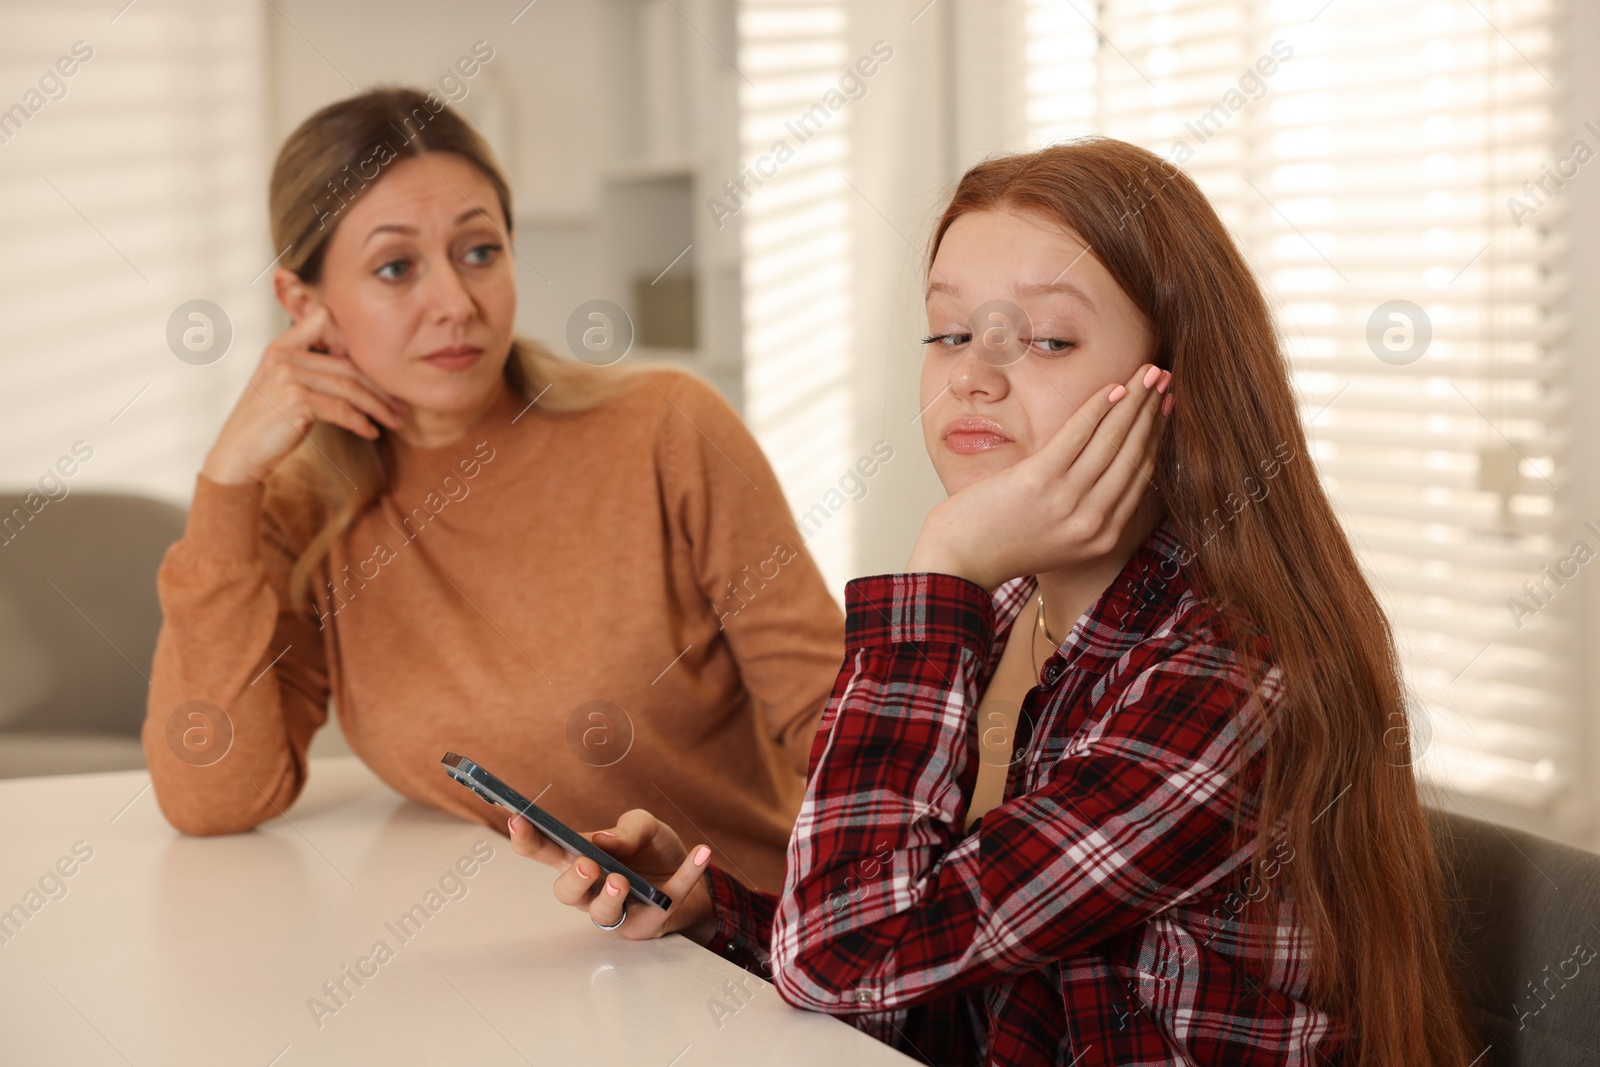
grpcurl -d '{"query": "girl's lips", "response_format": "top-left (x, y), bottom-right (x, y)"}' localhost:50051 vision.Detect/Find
top-left (944, 431), bottom-right (1012, 454)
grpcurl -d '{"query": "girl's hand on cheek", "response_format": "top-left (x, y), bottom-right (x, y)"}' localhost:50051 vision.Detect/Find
top-left (907, 362), bottom-right (1171, 591)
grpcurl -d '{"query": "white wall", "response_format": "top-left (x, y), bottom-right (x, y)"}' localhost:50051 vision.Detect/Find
top-left (840, 0), bottom-right (963, 581)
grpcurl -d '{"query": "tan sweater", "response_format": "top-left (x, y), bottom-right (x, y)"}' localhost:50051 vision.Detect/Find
top-left (141, 369), bottom-right (845, 891)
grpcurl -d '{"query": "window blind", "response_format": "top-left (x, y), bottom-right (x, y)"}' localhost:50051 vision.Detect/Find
top-left (1021, 0), bottom-right (1574, 824)
top-left (0, 0), bottom-right (269, 505)
top-left (736, 0), bottom-right (857, 600)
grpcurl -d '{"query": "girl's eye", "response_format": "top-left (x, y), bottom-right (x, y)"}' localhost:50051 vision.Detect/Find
top-left (1032, 338), bottom-right (1075, 355)
top-left (463, 242), bottom-right (502, 266)
top-left (375, 259), bottom-right (409, 281)
top-left (920, 332), bottom-right (971, 348)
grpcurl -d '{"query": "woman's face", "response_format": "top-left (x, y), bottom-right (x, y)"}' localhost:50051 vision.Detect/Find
top-left (280, 152), bottom-right (517, 417)
top-left (920, 207), bottom-right (1156, 496)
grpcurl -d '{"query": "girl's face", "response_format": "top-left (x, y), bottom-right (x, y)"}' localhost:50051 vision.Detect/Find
top-left (920, 208), bottom-right (1156, 496)
top-left (281, 152), bottom-right (517, 417)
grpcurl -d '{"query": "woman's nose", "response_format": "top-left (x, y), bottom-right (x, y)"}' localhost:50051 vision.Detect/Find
top-left (425, 261), bottom-right (477, 323)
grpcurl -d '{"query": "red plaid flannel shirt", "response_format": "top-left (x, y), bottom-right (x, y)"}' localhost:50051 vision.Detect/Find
top-left (702, 518), bottom-right (1349, 1065)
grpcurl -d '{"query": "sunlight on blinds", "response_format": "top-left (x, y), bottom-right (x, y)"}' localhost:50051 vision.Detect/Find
top-left (1024, 0), bottom-right (1099, 144)
top-left (737, 0), bottom-right (855, 599)
top-left (1024, 0), bottom-right (1572, 817)
top-left (0, 0), bottom-right (269, 504)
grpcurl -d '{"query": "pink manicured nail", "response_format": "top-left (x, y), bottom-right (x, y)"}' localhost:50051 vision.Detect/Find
top-left (1162, 393), bottom-right (1174, 416)
top-left (1143, 365), bottom-right (1161, 388)
top-left (1107, 385), bottom-right (1128, 403)
top-left (693, 846), bottom-right (711, 866)
top-left (1157, 370), bottom-right (1172, 394)
top-left (606, 881), bottom-right (622, 897)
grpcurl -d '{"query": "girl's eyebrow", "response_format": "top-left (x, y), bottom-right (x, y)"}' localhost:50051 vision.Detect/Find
top-left (924, 278), bottom-right (1097, 317)
top-left (1015, 280), bottom-right (1095, 314)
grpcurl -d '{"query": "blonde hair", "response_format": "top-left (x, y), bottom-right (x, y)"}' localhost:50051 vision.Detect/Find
top-left (266, 87), bottom-right (652, 610)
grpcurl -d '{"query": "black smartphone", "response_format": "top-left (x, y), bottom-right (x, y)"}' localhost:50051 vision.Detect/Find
top-left (441, 752), bottom-right (673, 911)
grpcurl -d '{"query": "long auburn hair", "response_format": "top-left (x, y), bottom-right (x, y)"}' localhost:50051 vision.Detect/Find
top-left (266, 87), bottom-right (656, 609)
top-left (929, 139), bottom-right (1475, 1067)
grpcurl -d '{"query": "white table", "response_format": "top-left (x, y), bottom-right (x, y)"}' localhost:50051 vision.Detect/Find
top-left (0, 758), bottom-right (915, 1066)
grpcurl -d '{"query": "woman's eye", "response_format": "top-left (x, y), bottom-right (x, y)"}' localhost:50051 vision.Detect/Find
top-left (375, 259), bottom-right (409, 281)
top-left (1031, 337), bottom-right (1075, 355)
top-left (463, 243), bottom-right (502, 266)
top-left (920, 332), bottom-right (971, 348)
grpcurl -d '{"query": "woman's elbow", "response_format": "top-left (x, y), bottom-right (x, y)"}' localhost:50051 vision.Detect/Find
top-left (152, 792), bottom-right (270, 837)
top-left (163, 809), bottom-right (261, 837)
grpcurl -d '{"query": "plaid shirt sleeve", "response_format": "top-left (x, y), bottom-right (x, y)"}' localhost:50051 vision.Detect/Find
top-left (702, 859), bottom-right (986, 1066)
top-left (767, 570), bottom-right (1276, 1017)
top-left (702, 864), bottom-right (776, 979)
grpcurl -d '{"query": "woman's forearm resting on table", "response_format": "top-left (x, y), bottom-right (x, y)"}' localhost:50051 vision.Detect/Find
top-left (142, 475), bottom-right (329, 836)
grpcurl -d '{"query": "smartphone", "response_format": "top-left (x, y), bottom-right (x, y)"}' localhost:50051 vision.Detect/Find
top-left (441, 752), bottom-right (672, 911)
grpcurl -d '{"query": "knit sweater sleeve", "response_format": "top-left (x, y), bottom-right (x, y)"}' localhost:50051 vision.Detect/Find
top-left (653, 371), bottom-right (846, 778)
top-left (140, 473), bottom-right (332, 835)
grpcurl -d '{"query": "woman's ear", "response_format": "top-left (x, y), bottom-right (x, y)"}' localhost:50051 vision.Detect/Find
top-left (272, 266), bottom-right (318, 325)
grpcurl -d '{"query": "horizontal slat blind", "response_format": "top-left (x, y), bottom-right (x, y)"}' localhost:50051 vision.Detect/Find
top-left (738, 0), bottom-right (855, 599)
top-left (1023, 0), bottom-right (1574, 816)
top-left (0, 1), bottom-right (268, 503)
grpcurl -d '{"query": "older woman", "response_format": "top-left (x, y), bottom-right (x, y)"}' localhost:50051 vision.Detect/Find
top-left (141, 88), bottom-right (843, 893)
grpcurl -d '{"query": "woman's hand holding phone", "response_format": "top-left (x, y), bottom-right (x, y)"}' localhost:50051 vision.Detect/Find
top-left (908, 361), bottom-right (1172, 592)
top-left (201, 303), bottom-right (407, 486)
top-left (508, 808), bottom-right (718, 944)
